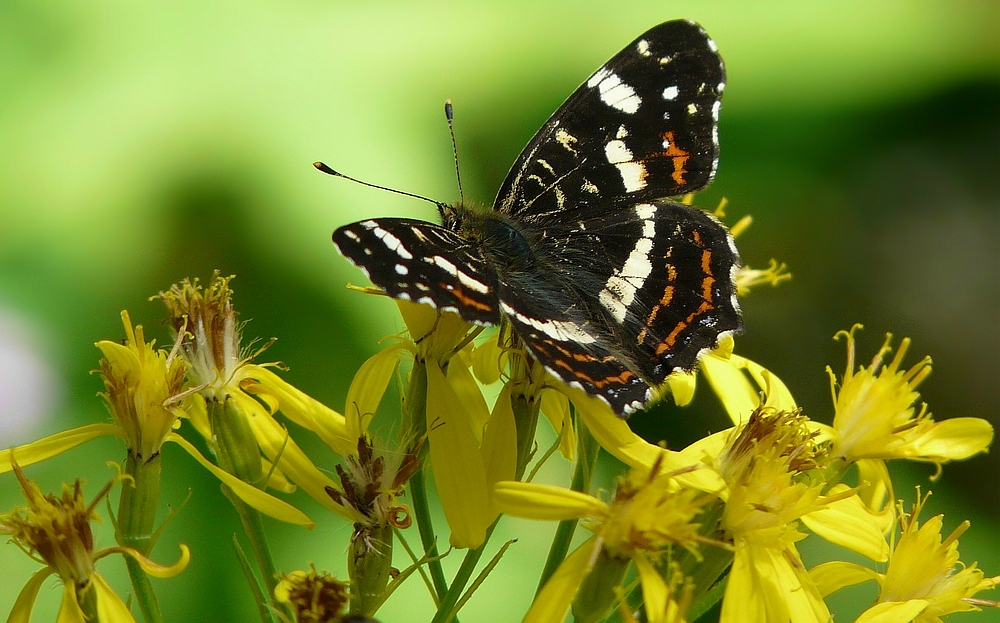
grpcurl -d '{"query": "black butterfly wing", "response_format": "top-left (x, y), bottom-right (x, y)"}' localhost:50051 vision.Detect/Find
top-left (495, 20), bottom-right (725, 223)
top-left (499, 198), bottom-right (740, 413)
top-left (333, 218), bottom-right (501, 325)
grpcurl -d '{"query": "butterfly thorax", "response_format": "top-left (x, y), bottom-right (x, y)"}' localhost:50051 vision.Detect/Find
top-left (442, 202), bottom-right (537, 273)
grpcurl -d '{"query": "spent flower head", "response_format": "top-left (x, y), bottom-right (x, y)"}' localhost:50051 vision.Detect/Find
top-left (0, 460), bottom-right (189, 623)
top-left (274, 565), bottom-right (350, 623)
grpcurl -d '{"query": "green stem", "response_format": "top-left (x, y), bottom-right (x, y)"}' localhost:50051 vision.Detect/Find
top-left (402, 360), bottom-right (450, 602)
top-left (429, 520), bottom-right (499, 623)
top-left (209, 398), bottom-right (281, 622)
top-left (536, 414), bottom-right (599, 595)
top-left (348, 525), bottom-right (394, 616)
top-left (118, 452), bottom-right (163, 623)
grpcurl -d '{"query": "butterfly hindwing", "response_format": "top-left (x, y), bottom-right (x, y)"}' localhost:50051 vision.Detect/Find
top-left (333, 218), bottom-right (501, 325)
top-left (496, 20), bottom-right (725, 223)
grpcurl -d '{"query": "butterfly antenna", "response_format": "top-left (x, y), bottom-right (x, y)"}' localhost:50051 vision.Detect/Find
top-left (313, 161), bottom-right (447, 210)
top-left (444, 100), bottom-right (465, 204)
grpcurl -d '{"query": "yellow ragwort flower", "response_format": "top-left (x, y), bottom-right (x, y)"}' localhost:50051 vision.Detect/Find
top-left (495, 459), bottom-right (716, 623)
top-left (0, 460), bottom-right (189, 623)
top-left (829, 325), bottom-right (993, 466)
top-left (811, 490), bottom-right (999, 622)
top-left (679, 408), bottom-right (885, 623)
top-left (0, 308), bottom-right (316, 527)
top-left (158, 273), bottom-right (359, 523)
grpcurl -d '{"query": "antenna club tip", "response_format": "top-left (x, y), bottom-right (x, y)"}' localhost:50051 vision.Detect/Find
top-left (313, 161), bottom-right (339, 176)
top-left (444, 100), bottom-right (454, 120)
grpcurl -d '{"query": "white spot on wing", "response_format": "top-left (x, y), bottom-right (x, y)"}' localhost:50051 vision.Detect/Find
top-left (604, 140), bottom-right (632, 164)
top-left (687, 103), bottom-right (698, 115)
top-left (372, 226), bottom-right (413, 260)
top-left (637, 39), bottom-right (650, 56)
top-left (712, 101), bottom-right (721, 121)
top-left (582, 179), bottom-right (599, 194)
top-left (395, 264), bottom-right (408, 275)
top-left (599, 204), bottom-right (657, 322)
top-left (605, 140), bottom-right (645, 192)
top-left (589, 69), bottom-right (641, 114)
top-left (499, 302), bottom-right (596, 344)
top-left (707, 38), bottom-right (718, 52)
top-left (662, 86), bottom-right (679, 100)
top-left (456, 270), bottom-right (489, 294)
top-left (616, 162), bottom-right (646, 193)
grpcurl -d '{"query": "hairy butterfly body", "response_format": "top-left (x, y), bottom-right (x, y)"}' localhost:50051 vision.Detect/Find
top-left (330, 20), bottom-right (741, 415)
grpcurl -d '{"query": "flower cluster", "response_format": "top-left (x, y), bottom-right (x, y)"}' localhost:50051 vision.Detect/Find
top-left (1, 240), bottom-right (996, 623)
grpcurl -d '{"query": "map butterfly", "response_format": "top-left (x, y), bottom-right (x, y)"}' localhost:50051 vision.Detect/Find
top-left (326, 20), bottom-right (741, 415)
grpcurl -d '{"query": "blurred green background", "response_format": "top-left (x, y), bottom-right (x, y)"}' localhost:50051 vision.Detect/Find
top-left (1, 1), bottom-right (998, 621)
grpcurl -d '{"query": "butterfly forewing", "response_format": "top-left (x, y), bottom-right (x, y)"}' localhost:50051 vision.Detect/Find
top-left (333, 218), bottom-right (501, 325)
top-left (496, 20), bottom-right (725, 223)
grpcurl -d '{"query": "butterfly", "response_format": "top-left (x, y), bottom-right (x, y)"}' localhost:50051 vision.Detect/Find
top-left (327, 20), bottom-right (741, 415)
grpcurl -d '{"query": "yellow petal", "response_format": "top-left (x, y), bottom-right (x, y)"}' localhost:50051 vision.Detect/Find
top-left (93, 573), bottom-right (138, 623)
top-left (666, 370), bottom-right (696, 407)
top-left (448, 356), bottom-right (491, 439)
top-left (739, 357), bottom-right (797, 411)
top-left (632, 553), bottom-right (668, 623)
top-left (168, 433), bottom-right (315, 527)
top-left (184, 394), bottom-right (213, 442)
top-left (541, 388), bottom-right (575, 461)
top-left (493, 481), bottom-right (607, 520)
top-left (471, 330), bottom-right (506, 385)
top-left (397, 299), bottom-right (439, 342)
top-left (720, 544), bottom-right (767, 623)
top-left (809, 561), bottom-right (879, 598)
top-left (565, 387), bottom-right (661, 468)
top-left (907, 417), bottom-right (994, 461)
top-left (524, 537), bottom-right (601, 623)
top-left (7, 568), bottom-right (53, 623)
top-left (114, 544), bottom-right (191, 578)
top-left (237, 395), bottom-right (355, 519)
top-left (855, 600), bottom-right (929, 623)
top-left (0, 423), bottom-right (122, 473)
top-left (245, 365), bottom-right (353, 457)
top-left (802, 488), bottom-right (889, 562)
top-left (481, 386), bottom-right (518, 512)
top-left (261, 458), bottom-right (296, 493)
top-left (856, 459), bottom-right (896, 533)
top-left (699, 352), bottom-right (759, 425)
top-left (56, 581), bottom-right (86, 623)
top-left (426, 360), bottom-right (492, 549)
top-left (345, 343), bottom-right (405, 441)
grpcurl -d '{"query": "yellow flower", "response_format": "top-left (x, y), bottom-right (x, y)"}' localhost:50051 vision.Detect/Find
top-left (826, 326), bottom-right (994, 525)
top-left (829, 325), bottom-right (993, 466)
top-left (157, 273), bottom-right (357, 522)
top-left (811, 490), bottom-right (999, 622)
top-left (681, 408), bottom-right (886, 623)
top-left (495, 460), bottom-right (716, 623)
top-left (0, 310), bottom-right (315, 527)
top-left (397, 300), bottom-right (515, 549)
top-left (0, 460), bottom-right (189, 623)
